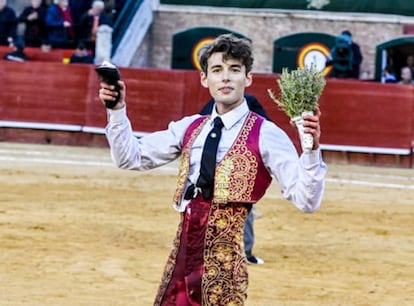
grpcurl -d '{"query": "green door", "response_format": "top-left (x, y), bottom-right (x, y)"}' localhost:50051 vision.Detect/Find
top-left (273, 32), bottom-right (335, 75)
top-left (375, 36), bottom-right (414, 82)
top-left (171, 27), bottom-right (247, 70)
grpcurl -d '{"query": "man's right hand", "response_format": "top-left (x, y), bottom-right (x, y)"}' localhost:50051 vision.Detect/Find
top-left (99, 80), bottom-right (126, 110)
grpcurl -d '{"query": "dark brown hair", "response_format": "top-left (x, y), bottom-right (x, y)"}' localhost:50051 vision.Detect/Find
top-left (198, 34), bottom-right (253, 75)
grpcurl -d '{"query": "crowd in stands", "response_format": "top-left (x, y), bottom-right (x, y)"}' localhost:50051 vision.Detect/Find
top-left (382, 55), bottom-right (414, 85)
top-left (0, 0), bottom-right (125, 62)
top-left (3, 1), bottom-right (414, 85)
top-left (326, 30), bottom-right (414, 85)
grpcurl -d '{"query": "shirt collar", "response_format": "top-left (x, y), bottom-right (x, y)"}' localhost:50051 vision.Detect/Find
top-left (210, 99), bottom-right (250, 130)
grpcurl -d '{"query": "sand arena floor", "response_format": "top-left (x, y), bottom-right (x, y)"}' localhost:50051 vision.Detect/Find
top-left (0, 142), bottom-right (413, 306)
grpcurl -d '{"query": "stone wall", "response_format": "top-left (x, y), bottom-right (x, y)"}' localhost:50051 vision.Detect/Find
top-left (140, 5), bottom-right (414, 79)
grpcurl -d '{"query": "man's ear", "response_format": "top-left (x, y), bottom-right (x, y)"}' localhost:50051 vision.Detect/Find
top-left (245, 72), bottom-right (253, 87)
top-left (200, 71), bottom-right (209, 88)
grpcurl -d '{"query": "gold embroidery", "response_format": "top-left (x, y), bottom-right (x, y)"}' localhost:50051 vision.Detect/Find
top-left (173, 117), bottom-right (209, 204)
top-left (214, 158), bottom-right (233, 201)
top-left (158, 114), bottom-right (268, 304)
top-left (202, 202), bottom-right (249, 305)
top-left (214, 114), bottom-right (259, 203)
top-left (175, 113), bottom-right (263, 205)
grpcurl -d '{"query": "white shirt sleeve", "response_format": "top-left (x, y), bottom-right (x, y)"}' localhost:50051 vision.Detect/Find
top-left (259, 120), bottom-right (327, 213)
top-left (105, 106), bottom-right (201, 171)
top-left (105, 104), bottom-right (327, 213)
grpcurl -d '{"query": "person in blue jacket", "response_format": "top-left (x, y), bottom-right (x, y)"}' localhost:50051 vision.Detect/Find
top-left (45, 0), bottom-right (76, 48)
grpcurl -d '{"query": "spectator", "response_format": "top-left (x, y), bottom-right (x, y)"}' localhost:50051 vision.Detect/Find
top-left (326, 30), bottom-right (363, 79)
top-left (399, 66), bottom-right (414, 85)
top-left (382, 65), bottom-right (397, 83)
top-left (45, 0), bottom-right (76, 49)
top-left (78, 0), bottom-right (112, 54)
top-left (341, 30), bottom-right (363, 79)
top-left (3, 39), bottom-right (29, 62)
top-left (0, 0), bottom-right (17, 46)
top-left (69, 41), bottom-right (93, 64)
top-left (405, 55), bottom-right (414, 76)
top-left (18, 0), bottom-right (48, 47)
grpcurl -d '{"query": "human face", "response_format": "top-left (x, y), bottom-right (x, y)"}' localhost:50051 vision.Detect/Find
top-left (401, 67), bottom-right (412, 82)
top-left (31, 0), bottom-right (41, 8)
top-left (0, 0), bottom-right (6, 10)
top-left (91, 1), bottom-right (104, 15)
top-left (58, 0), bottom-right (68, 8)
top-left (200, 52), bottom-right (252, 115)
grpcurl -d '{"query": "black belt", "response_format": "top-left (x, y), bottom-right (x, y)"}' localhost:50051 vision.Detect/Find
top-left (184, 184), bottom-right (212, 200)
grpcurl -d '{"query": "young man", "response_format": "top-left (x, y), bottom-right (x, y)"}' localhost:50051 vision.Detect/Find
top-left (200, 93), bottom-right (269, 265)
top-left (99, 34), bottom-right (327, 305)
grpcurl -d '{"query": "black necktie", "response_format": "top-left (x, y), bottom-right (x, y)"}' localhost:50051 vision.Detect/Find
top-left (196, 116), bottom-right (224, 200)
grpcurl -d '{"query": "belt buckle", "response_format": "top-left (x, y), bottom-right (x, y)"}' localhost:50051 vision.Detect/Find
top-left (193, 186), bottom-right (202, 198)
top-left (184, 184), bottom-right (202, 200)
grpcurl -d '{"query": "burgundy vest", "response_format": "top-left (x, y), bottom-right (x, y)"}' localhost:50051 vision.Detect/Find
top-left (173, 112), bottom-right (272, 205)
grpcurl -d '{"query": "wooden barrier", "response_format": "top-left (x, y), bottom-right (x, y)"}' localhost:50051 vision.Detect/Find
top-left (0, 61), bottom-right (413, 167)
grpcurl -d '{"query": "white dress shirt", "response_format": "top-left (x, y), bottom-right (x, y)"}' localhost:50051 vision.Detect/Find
top-left (105, 100), bottom-right (327, 213)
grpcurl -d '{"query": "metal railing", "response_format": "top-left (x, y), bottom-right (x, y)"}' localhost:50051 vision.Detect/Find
top-left (111, 0), bottom-right (145, 55)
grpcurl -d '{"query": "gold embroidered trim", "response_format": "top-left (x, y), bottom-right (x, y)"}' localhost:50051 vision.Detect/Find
top-left (214, 114), bottom-right (258, 203)
top-left (173, 117), bottom-right (209, 205)
top-left (202, 202), bottom-right (249, 305)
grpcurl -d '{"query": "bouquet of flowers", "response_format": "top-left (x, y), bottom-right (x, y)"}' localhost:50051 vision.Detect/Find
top-left (268, 65), bottom-right (326, 152)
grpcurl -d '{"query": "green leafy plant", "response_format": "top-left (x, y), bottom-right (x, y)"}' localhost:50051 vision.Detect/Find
top-left (268, 65), bottom-right (326, 118)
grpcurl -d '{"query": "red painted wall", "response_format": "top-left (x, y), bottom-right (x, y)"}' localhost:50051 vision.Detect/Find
top-left (0, 60), bottom-right (413, 167)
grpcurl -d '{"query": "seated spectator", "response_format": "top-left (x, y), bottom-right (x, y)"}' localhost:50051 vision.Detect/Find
top-left (3, 40), bottom-right (29, 62)
top-left (399, 66), bottom-right (414, 85)
top-left (18, 0), bottom-right (48, 47)
top-left (0, 0), bottom-right (17, 46)
top-left (78, 0), bottom-right (112, 54)
top-left (382, 65), bottom-right (397, 83)
top-left (405, 55), bottom-right (414, 77)
top-left (45, 0), bottom-right (76, 48)
top-left (69, 42), bottom-right (94, 64)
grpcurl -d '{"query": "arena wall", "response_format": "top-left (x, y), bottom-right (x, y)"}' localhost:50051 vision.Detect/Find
top-left (146, 5), bottom-right (414, 79)
top-left (0, 60), bottom-right (413, 168)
